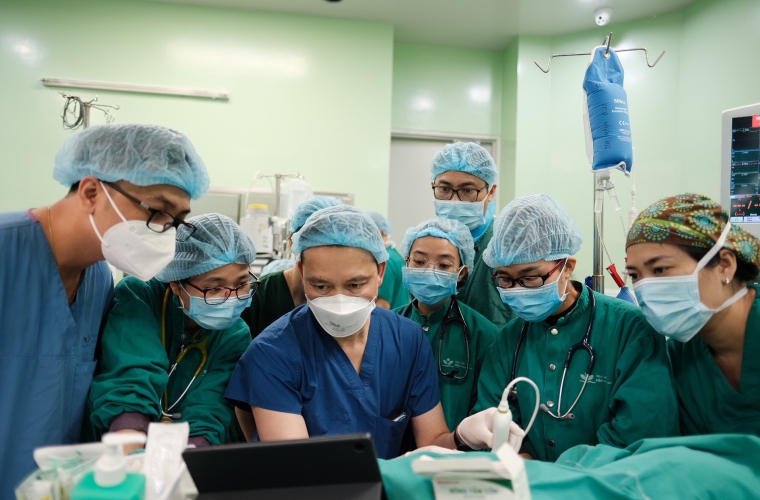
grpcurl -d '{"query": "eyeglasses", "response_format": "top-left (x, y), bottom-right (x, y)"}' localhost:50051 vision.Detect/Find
top-left (102, 181), bottom-right (196, 242)
top-left (432, 184), bottom-right (489, 202)
top-left (491, 259), bottom-right (565, 289)
top-left (406, 256), bottom-right (462, 274)
top-left (183, 272), bottom-right (261, 304)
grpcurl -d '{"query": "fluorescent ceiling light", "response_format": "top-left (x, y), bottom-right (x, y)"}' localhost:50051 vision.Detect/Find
top-left (40, 78), bottom-right (229, 100)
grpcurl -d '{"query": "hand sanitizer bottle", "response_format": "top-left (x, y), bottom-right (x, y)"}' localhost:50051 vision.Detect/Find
top-left (72, 433), bottom-right (147, 500)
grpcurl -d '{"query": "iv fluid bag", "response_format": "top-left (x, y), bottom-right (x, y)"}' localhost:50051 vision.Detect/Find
top-left (583, 47), bottom-right (633, 175)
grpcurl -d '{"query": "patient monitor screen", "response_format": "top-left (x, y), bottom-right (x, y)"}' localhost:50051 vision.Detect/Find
top-left (730, 115), bottom-right (760, 223)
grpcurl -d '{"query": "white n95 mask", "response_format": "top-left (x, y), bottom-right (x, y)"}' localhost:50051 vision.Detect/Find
top-left (89, 182), bottom-right (177, 281)
top-left (633, 223), bottom-right (748, 342)
top-left (307, 294), bottom-right (376, 338)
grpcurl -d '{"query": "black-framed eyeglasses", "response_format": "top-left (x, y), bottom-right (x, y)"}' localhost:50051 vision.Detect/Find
top-left (491, 259), bottom-right (565, 289)
top-left (102, 181), bottom-right (196, 242)
top-left (405, 256), bottom-right (463, 274)
top-left (183, 272), bottom-right (261, 305)
top-left (432, 184), bottom-right (489, 202)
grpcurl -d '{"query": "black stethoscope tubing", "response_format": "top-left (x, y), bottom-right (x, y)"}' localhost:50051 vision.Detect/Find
top-left (509, 285), bottom-right (597, 419)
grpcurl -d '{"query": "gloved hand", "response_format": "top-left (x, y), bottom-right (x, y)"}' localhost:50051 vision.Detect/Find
top-left (506, 421), bottom-right (526, 452)
top-left (456, 408), bottom-right (495, 450)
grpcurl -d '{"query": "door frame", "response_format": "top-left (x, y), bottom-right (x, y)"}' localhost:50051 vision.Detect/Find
top-left (390, 129), bottom-right (501, 168)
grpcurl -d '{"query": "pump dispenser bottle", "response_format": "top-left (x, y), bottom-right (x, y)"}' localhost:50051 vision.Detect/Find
top-left (72, 433), bottom-right (147, 500)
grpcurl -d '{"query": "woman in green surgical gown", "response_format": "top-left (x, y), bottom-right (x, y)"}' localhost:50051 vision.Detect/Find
top-left (395, 218), bottom-right (498, 430)
top-left (87, 214), bottom-right (256, 450)
top-left (626, 193), bottom-right (760, 436)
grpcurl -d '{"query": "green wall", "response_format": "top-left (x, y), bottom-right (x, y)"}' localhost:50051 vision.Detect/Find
top-left (3, 0), bottom-right (759, 284)
top-left (391, 43), bottom-right (503, 136)
top-left (506, 0), bottom-right (760, 285)
top-left (499, 40), bottom-right (518, 205)
top-left (0, 0), bottom-right (394, 213)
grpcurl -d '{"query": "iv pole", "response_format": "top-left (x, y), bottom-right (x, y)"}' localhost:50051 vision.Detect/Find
top-left (534, 32), bottom-right (665, 294)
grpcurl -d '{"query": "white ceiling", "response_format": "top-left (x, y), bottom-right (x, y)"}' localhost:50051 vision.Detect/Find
top-left (146, 0), bottom-right (697, 50)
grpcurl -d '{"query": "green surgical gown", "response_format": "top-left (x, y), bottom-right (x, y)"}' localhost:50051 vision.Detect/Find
top-left (396, 299), bottom-right (498, 430)
top-left (669, 284), bottom-right (760, 437)
top-left (458, 220), bottom-right (514, 328)
top-left (379, 246), bottom-right (410, 309)
top-left (88, 277), bottom-right (250, 445)
top-left (473, 281), bottom-right (679, 461)
top-left (241, 270), bottom-right (296, 338)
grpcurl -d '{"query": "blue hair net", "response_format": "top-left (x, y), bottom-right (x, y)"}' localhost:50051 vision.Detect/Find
top-left (260, 259), bottom-right (296, 277)
top-left (155, 213), bottom-right (256, 282)
top-left (430, 142), bottom-right (498, 185)
top-left (400, 218), bottom-right (475, 269)
top-left (290, 196), bottom-right (343, 233)
top-left (367, 212), bottom-right (392, 235)
top-left (292, 205), bottom-right (389, 264)
top-left (54, 124), bottom-right (210, 200)
top-left (483, 194), bottom-right (583, 268)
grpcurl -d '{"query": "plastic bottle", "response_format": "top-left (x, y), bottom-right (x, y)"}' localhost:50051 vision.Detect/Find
top-left (491, 388), bottom-right (513, 452)
top-left (71, 433), bottom-right (147, 500)
top-left (240, 204), bottom-right (273, 254)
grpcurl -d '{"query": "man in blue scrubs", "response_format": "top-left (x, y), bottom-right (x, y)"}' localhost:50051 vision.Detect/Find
top-left (226, 205), bottom-right (497, 458)
top-left (0, 124), bottom-right (210, 495)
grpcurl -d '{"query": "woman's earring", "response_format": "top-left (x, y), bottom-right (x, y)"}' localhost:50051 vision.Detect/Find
top-left (724, 277), bottom-right (731, 285)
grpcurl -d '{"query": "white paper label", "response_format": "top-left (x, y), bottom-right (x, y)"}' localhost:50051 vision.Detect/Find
top-left (432, 478), bottom-right (516, 500)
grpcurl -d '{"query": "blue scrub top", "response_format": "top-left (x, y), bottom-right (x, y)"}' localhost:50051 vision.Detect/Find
top-left (225, 305), bottom-right (441, 459)
top-left (0, 211), bottom-right (113, 495)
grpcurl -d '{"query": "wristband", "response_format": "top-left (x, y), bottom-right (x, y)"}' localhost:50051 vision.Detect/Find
top-left (453, 427), bottom-right (474, 452)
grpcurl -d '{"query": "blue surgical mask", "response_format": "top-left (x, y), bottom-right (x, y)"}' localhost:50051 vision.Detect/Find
top-left (402, 267), bottom-right (460, 307)
top-left (632, 223), bottom-right (748, 342)
top-left (496, 262), bottom-right (569, 322)
top-left (434, 199), bottom-right (486, 230)
top-left (179, 286), bottom-right (252, 331)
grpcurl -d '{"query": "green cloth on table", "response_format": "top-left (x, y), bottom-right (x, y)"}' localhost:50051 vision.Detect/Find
top-left (241, 270), bottom-right (296, 339)
top-left (87, 277), bottom-right (250, 445)
top-left (473, 282), bottom-right (679, 461)
top-left (380, 434), bottom-right (760, 499)
top-left (669, 284), bottom-right (760, 437)
top-left (457, 220), bottom-right (514, 328)
top-left (395, 299), bottom-right (498, 430)
top-left (379, 245), bottom-right (410, 309)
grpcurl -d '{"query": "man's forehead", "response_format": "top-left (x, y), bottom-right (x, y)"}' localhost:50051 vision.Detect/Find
top-left (434, 170), bottom-right (485, 185)
top-left (302, 245), bottom-right (377, 265)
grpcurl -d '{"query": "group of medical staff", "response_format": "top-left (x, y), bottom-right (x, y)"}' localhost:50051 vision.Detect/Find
top-left (1, 123), bottom-right (759, 497)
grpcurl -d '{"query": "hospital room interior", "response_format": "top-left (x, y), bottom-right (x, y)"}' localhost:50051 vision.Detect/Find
top-left (2, 0), bottom-right (760, 498)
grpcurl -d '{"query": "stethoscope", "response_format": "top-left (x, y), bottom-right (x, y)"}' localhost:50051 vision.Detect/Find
top-left (402, 295), bottom-right (471, 380)
top-left (160, 288), bottom-right (209, 422)
top-left (509, 286), bottom-right (596, 420)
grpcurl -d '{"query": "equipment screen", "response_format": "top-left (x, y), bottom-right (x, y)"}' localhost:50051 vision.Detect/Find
top-left (730, 115), bottom-right (760, 223)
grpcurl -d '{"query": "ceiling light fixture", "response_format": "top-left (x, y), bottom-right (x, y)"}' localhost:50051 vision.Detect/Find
top-left (594, 8), bottom-right (612, 26)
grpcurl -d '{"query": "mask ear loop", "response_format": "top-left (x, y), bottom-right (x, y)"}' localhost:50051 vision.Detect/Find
top-left (99, 181), bottom-right (130, 224)
top-left (89, 181), bottom-right (130, 245)
top-left (693, 223), bottom-right (732, 276)
top-left (558, 258), bottom-right (571, 298)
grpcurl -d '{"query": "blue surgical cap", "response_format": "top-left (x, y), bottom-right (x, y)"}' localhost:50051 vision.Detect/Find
top-left (292, 205), bottom-right (389, 264)
top-left (54, 124), bottom-right (210, 200)
top-left (430, 142), bottom-right (498, 185)
top-left (401, 218), bottom-right (475, 269)
top-left (260, 259), bottom-right (296, 277)
top-left (155, 213), bottom-right (256, 282)
top-left (290, 196), bottom-right (343, 233)
top-left (367, 212), bottom-right (392, 235)
top-left (483, 194), bottom-right (583, 268)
